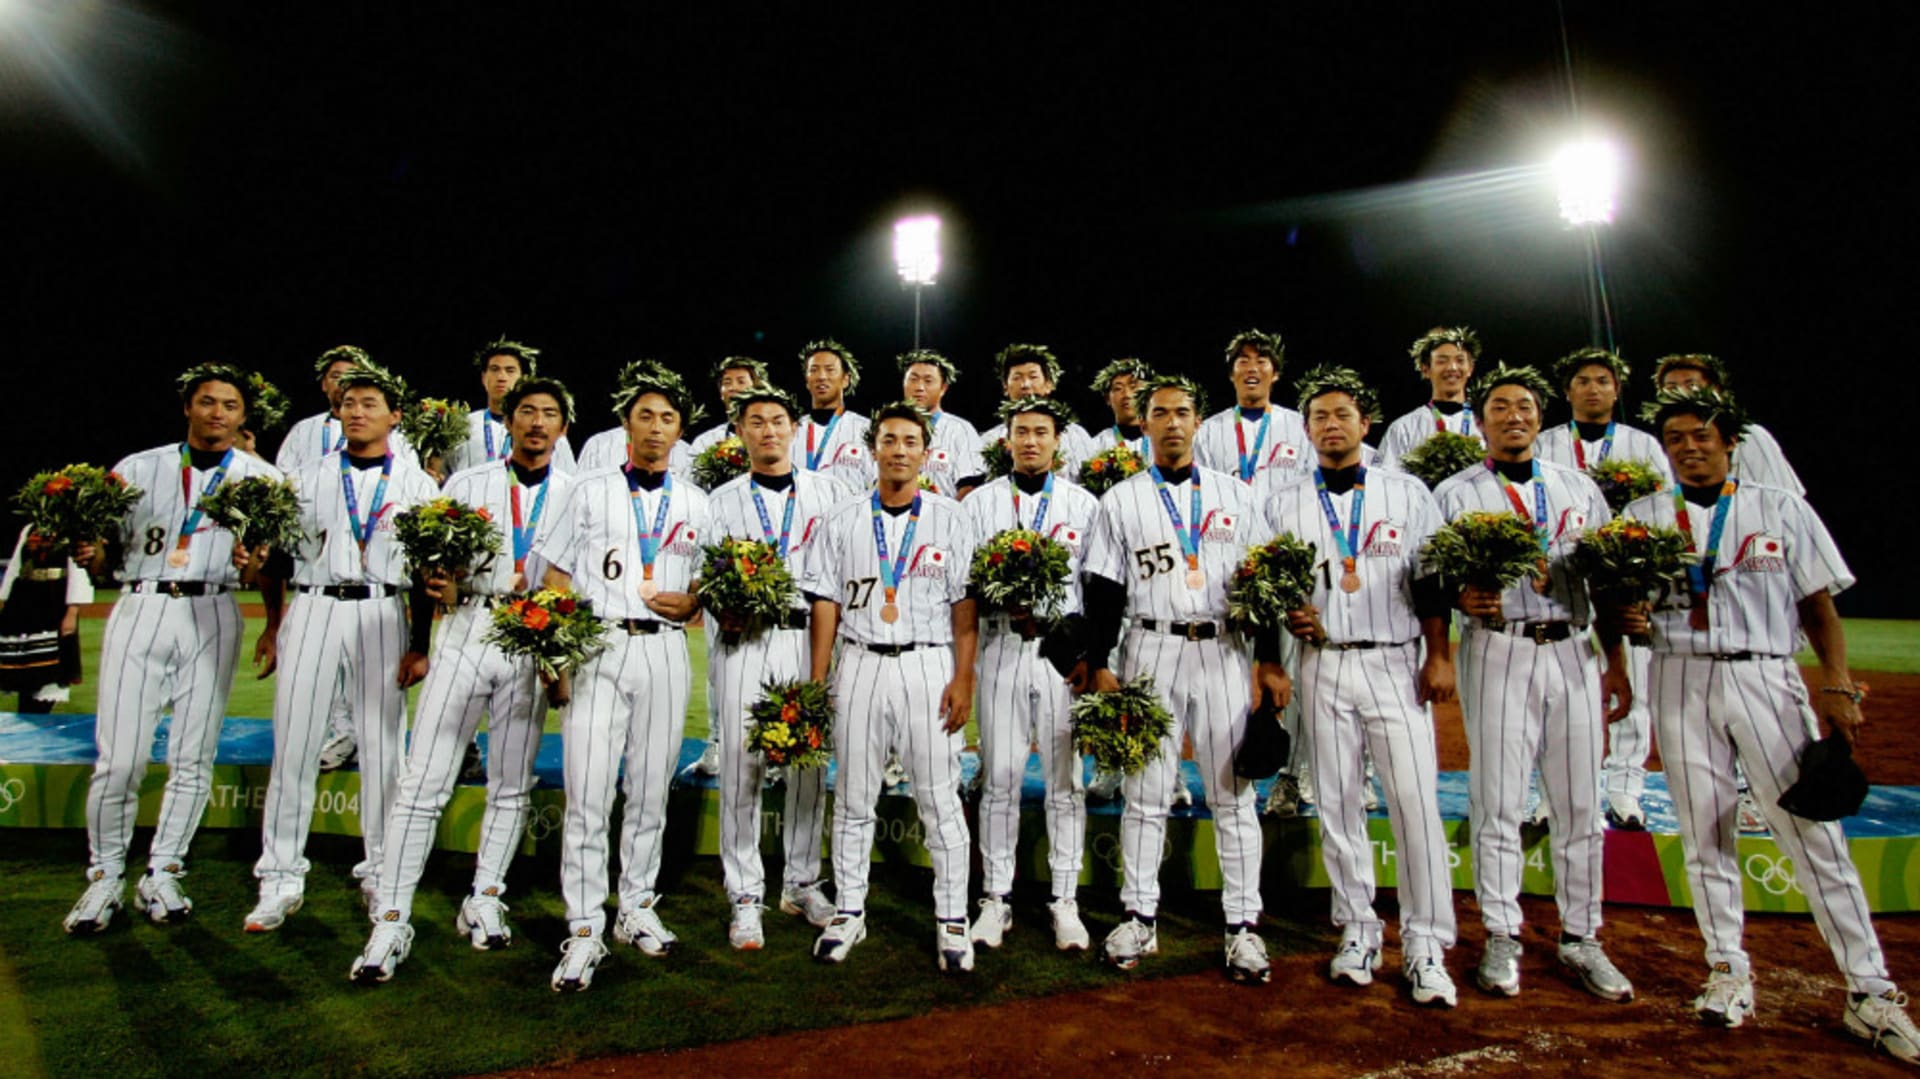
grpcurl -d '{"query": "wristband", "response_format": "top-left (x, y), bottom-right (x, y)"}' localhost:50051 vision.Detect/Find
top-left (1820, 684), bottom-right (1869, 704)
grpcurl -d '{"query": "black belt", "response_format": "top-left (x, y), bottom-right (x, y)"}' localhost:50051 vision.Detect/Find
top-left (454, 593), bottom-right (502, 608)
top-left (617, 619), bottom-right (685, 636)
top-left (129, 580), bottom-right (229, 598)
top-left (24, 567), bottom-right (66, 582)
top-left (1489, 620), bottom-right (1576, 644)
top-left (1135, 619), bottom-right (1220, 641)
top-left (1314, 640), bottom-right (1401, 651)
top-left (848, 640), bottom-right (937, 657)
top-left (1704, 651), bottom-right (1783, 662)
top-left (298, 584), bottom-right (398, 600)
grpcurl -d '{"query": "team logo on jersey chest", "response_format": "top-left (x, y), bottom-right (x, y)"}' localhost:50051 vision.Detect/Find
top-left (663, 526), bottom-right (700, 557)
top-left (1201, 512), bottom-right (1238, 543)
top-left (1268, 443), bottom-right (1302, 467)
top-left (1555, 509), bottom-right (1587, 540)
top-left (1362, 521), bottom-right (1404, 557)
top-left (1049, 524), bottom-right (1083, 552)
top-left (1734, 533), bottom-right (1786, 573)
top-left (926, 449), bottom-right (952, 472)
top-left (908, 545), bottom-right (950, 578)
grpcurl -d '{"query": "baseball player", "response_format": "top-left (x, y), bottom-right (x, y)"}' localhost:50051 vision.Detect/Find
top-left (1085, 357), bottom-right (1155, 459)
top-left (703, 384), bottom-right (852, 949)
top-left (1652, 354), bottom-right (1804, 496)
top-left (1375, 327), bottom-right (1483, 472)
top-left (976, 344), bottom-right (1097, 479)
top-left (1534, 347), bottom-right (1673, 831)
top-left (799, 402), bottom-right (979, 973)
top-left (349, 376), bottom-right (578, 983)
top-left (1074, 373), bottom-right (1290, 984)
top-left (963, 395), bottom-right (1100, 953)
top-left (688, 356), bottom-right (770, 457)
top-left (1192, 330), bottom-right (1312, 487)
top-left (61, 365), bottom-right (283, 933)
top-left (899, 349), bottom-right (986, 499)
top-left (1432, 363), bottom-right (1634, 1003)
top-left (438, 338), bottom-right (578, 478)
top-left (1266, 366), bottom-right (1459, 1007)
top-left (1615, 387), bottom-right (1917, 1062)
top-left (574, 360), bottom-right (698, 478)
top-left (788, 339), bottom-right (875, 490)
top-left (246, 360), bottom-right (439, 932)
top-left (535, 362), bottom-right (712, 992)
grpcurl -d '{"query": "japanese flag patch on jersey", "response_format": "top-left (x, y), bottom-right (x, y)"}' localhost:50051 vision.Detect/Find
top-left (927, 449), bottom-right (952, 472)
top-left (1049, 523), bottom-right (1084, 551)
top-left (663, 525), bottom-right (700, 557)
top-left (1269, 443), bottom-right (1301, 465)
top-left (1202, 512), bottom-right (1238, 543)
top-left (1555, 508), bottom-right (1588, 541)
top-left (1734, 533), bottom-right (1787, 573)
top-left (910, 545), bottom-right (951, 578)
top-left (1362, 520), bottom-right (1404, 557)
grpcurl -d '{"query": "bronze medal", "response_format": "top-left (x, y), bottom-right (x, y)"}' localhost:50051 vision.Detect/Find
top-left (639, 579), bottom-right (659, 600)
top-left (1185, 568), bottom-right (1205, 590)
top-left (1340, 570), bottom-right (1362, 594)
top-left (167, 549), bottom-right (190, 568)
top-left (880, 602), bottom-right (900, 624)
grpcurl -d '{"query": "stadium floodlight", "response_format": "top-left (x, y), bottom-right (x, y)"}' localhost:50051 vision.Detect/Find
top-left (894, 214), bottom-right (941, 286)
top-left (1554, 136), bottom-right (1620, 227)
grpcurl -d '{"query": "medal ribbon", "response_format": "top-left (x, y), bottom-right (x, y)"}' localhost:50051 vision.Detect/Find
top-left (1489, 458), bottom-right (1550, 557)
top-left (1233, 410), bottom-right (1271, 481)
top-left (751, 479), bottom-right (799, 557)
top-left (483, 414), bottom-right (511, 462)
top-left (340, 453), bottom-right (394, 564)
top-left (1313, 465), bottom-right (1366, 581)
top-left (1674, 478), bottom-right (1738, 611)
top-left (322, 417), bottom-right (346, 454)
top-left (1570, 420), bottom-right (1615, 469)
top-left (1149, 465), bottom-right (1203, 572)
top-left (625, 466), bottom-right (674, 584)
top-left (804, 413), bottom-right (843, 471)
top-left (869, 492), bottom-right (921, 608)
top-left (508, 462), bottom-right (550, 574)
top-left (1013, 472), bottom-right (1054, 532)
top-left (176, 445), bottom-right (234, 555)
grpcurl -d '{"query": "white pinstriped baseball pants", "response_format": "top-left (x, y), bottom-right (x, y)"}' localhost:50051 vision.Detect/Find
top-left (256, 592), bottom-right (410, 885)
top-left (1298, 641), bottom-right (1456, 959)
top-left (374, 604), bottom-right (545, 921)
top-left (1116, 627), bottom-right (1262, 925)
top-left (560, 629), bottom-right (691, 933)
top-left (830, 644), bottom-right (970, 921)
top-left (975, 627), bottom-right (1085, 899)
top-left (1651, 654), bottom-right (1890, 993)
top-left (1458, 628), bottom-right (1605, 938)
top-left (711, 626), bottom-right (828, 903)
top-left (87, 590), bottom-right (244, 878)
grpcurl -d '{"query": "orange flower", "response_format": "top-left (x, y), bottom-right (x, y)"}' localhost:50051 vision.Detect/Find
top-left (739, 558), bottom-right (757, 577)
top-left (807, 729), bottom-right (821, 748)
top-left (1612, 471), bottom-right (1630, 484)
top-left (780, 702), bottom-right (800, 722)
top-left (1088, 459), bottom-right (1106, 473)
top-left (1010, 538), bottom-right (1030, 554)
top-left (1119, 712), bottom-right (1130, 735)
top-left (475, 507), bottom-right (492, 521)
top-left (43, 476), bottom-right (73, 496)
top-left (522, 606), bottom-right (551, 630)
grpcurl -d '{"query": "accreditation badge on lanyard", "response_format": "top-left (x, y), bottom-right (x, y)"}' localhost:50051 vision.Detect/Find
top-left (1149, 465), bottom-right (1205, 590)
top-left (626, 466), bottom-right (673, 599)
top-left (1489, 458), bottom-right (1551, 594)
top-left (173, 445), bottom-right (233, 569)
top-left (870, 492), bottom-right (920, 624)
top-left (341, 453), bottom-right (394, 572)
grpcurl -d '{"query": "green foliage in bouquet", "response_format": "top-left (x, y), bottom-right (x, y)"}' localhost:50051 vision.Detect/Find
top-left (1570, 516), bottom-right (1697, 645)
top-left (696, 537), bottom-right (796, 636)
top-left (1070, 674), bottom-right (1176, 775)
top-left (401, 397), bottom-right (471, 462)
top-left (1585, 458), bottom-right (1667, 514)
top-left (13, 464), bottom-right (142, 558)
top-left (1227, 533), bottom-right (1319, 633)
top-left (197, 475), bottom-right (303, 551)
top-left (969, 528), bottom-right (1072, 620)
top-left (692, 436), bottom-right (750, 491)
top-left (484, 589), bottom-right (609, 680)
top-left (1398, 431), bottom-right (1485, 491)
top-left (1421, 510), bottom-right (1542, 591)
top-left (745, 678), bottom-right (834, 768)
top-left (393, 496), bottom-right (503, 574)
top-left (1078, 443), bottom-right (1147, 497)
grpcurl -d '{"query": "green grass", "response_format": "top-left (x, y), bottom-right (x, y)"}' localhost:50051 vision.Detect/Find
top-left (1795, 618), bottom-right (1920, 675)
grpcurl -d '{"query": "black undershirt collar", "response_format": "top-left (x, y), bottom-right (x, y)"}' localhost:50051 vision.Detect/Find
top-left (1117, 423), bottom-right (1143, 440)
top-left (1011, 470), bottom-right (1049, 494)
top-left (808, 408), bottom-right (840, 425)
top-left (345, 452), bottom-right (388, 471)
top-left (1575, 419), bottom-right (1611, 441)
top-left (1318, 463), bottom-right (1362, 494)
top-left (624, 465), bottom-right (668, 491)
top-left (1431, 400), bottom-right (1466, 415)
top-left (1491, 458), bottom-right (1535, 483)
top-left (187, 446), bottom-right (228, 470)
top-left (750, 470), bottom-right (794, 491)
top-left (1156, 463), bottom-right (1194, 485)
top-left (1680, 482), bottom-right (1728, 507)
top-left (509, 461), bottom-right (550, 486)
top-left (1238, 406), bottom-right (1267, 422)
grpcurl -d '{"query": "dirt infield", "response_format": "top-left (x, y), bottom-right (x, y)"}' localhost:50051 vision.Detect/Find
top-left (492, 670), bottom-right (1920, 1079)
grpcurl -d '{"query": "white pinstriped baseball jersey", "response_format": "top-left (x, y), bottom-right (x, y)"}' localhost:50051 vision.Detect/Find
top-left (111, 444), bottom-right (285, 586)
top-left (800, 490), bottom-right (975, 645)
top-left (688, 421), bottom-right (733, 456)
top-left (1622, 481), bottom-right (1850, 657)
top-left (961, 474), bottom-right (1100, 617)
top-left (1730, 422), bottom-right (1804, 496)
top-left (1374, 403), bottom-right (1480, 472)
top-left (285, 452), bottom-right (440, 587)
top-left (918, 411), bottom-right (986, 498)
top-left (440, 461), bottom-right (578, 592)
top-left (1262, 467), bottom-right (1444, 644)
top-left (789, 410), bottom-right (875, 489)
top-left (276, 412), bottom-right (421, 473)
top-left (1193, 406), bottom-right (1311, 486)
top-left (1082, 465), bottom-right (1271, 620)
top-left (979, 420), bottom-right (1096, 478)
top-left (574, 428), bottom-right (695, 478)
top-left (441, 409), bottom-right (579, 476)
top-left (707, 470), bottom-right (857, 606)
top-left (535, 467), bottom-right (711, 622)
top-left (1433, 459), bottom-right (1611, 625)
top-left (1087, 425), bottom-right (1152, 459)
top-left (1535, 420), bottom-right (1675, 488)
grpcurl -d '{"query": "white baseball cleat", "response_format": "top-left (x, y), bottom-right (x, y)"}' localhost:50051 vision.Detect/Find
top-left (729, 897), bottom-right (766, 951)
top-left (1476, 934), bottom-right (1523, 997)
top-left (244, 881), bottom-right (305, 933)
top-left (317, 731), bottom-right (358, 773)
top-left (1104, 917), bottom-right (1158, 971)
top-left (1694, 964), bottom-right (1755, 1028)
top-left (1846, 988), bottom-right (1920, 1065)
top-left (1224, 925), bottom-right (1271, 985)
top-left (457, 892), bottom-right (513, 950)
top-left (1171, 780), bottom-right (1194, 808)
top-left (779, 882), bottom-right (837, 928)
top-left (937, 919), bottom-right (975, 974)
top-left (970, 895), bottom-right (1012, 949)
top-left (1264, 774), bottom-right (1302, 818)
top-left (136, 865), bottom-right (193, 924)
top-left (350, 919), bottom-right (415, 985)
top-left (1362, 780), bottom-right (1381, 813)
top-left (612, 898), bottom-right (677, 957)
top-left (882, 754), bottom-right (909, 790)
top-left (550, 930), bottom-right (609, 993)
top-left (459, 739), bottom-right (486, 784)
top-left (1605, 791), bottom-right (1647, 830)
top-left (1048, 897), bottom-right (1090, 952)
top-left (813, 911), bottom-right (867, 963)
top-left (1407, 956), bottom-right (1459, 1008)
top-left (1087, 769), bottom-right (1124, 801)
top-left (1330, 937), bottom-right (1382, 987)
top-left (1558, 937), bottom-right (1634, 1002)
top-left (63, 870), bottom-right (124, 935)
top-left (685, 739), bottom-right (721, 778)
top-left (1736, 789), bottom-right (1770, 834)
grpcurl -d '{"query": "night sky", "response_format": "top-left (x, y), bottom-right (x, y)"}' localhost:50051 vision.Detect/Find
top-left (5, 2), bottom-right (1913, 614)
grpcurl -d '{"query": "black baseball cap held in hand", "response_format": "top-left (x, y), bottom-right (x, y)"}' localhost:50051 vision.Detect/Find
top-left (1777, 735), bottom-right (1869, 822)
top-left (1234, 699), bottom-right (1291, 780)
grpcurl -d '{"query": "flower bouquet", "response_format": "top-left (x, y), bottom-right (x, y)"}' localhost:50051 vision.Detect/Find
top-left (745, 678), bottom-right (834, 768)
top-left (1070, 674), bottom-right (1175, 775)
top-left (1227, 533), bottom-right (1321, 639)
top-left (1078, 443), bottom-right (1147, 497)
top-left (393, 497), bottom-right (503, 606)
top-left (1421, 510), bottom-right (1544, 627)
top-left (692, 436), bottom-right (750, 491)
top-left (1585, 458), bottom-right (1667, 514)
top-left (969, 528), bottom-right (1073, 621)
top-left (695, 537), bottom-right (796, 637)
top-left (401, 397), bottom-right (470, 465)
top-left (197, 475), bottom-right (304, 552)
top-left (484, 588), bottom-right (609, 680)
top-left (1570, 516), bottom-right (1696, 645)
top-left (1398, 431), bottom-right (1484, 491)
top-left (13, 464), bottom-right (143, 558)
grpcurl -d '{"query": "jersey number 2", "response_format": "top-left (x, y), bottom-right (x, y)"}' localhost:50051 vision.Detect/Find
top-left (845, 576), bottom-right (877, 610)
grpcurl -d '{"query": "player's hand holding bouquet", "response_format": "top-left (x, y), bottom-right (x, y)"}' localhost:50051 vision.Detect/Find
top-left (394, 496), bottom-right (504, 608)
top-left (1070, 673), bottom-right (1176, 776)
top-left (1077, 443), bottom-right (1147, 497)
top-left (1422, 510), bottom-right (1544, 628)
top-left (695, 537), bottom-right (796, 639)
top-left (745, 678), bottom-right (834, 769)
top-left (400, 397), bottom-right (470, 478)
top-left (1399, 431), bottom-right (1484, 491)
top-left (485, 588), bottom-right (609, 685)
top-left (1570, 516), bottom-right (1695, 645)
top-left (14, 464), bottom-right (142, 560)
top-left (1227, 533), bottom-right (1321, 642)
top-left (969, 528), bottom-right (1072, 632)
top-left (1584, 459), bottom-right (1666, 514)
top-left (198, 475), bottom-right (303, 554)
top-left (691, 436), bottom-right (750, 491)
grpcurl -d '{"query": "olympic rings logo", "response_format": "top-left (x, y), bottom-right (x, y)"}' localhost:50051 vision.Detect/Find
top-left (1744, 852), bottom-right (1801, 897)
top-left (525, 804), bottom-right (563, 842)
top-left (0, 778), bottom-right (25, 815)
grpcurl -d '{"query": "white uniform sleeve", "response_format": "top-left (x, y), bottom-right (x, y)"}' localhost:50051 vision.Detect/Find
top-left (798, 506), bottom-right (843, 601)
top-left (1785, 493), bottom-right (1853, 599)
top-left (533, 478), bottom-right (586, 580)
